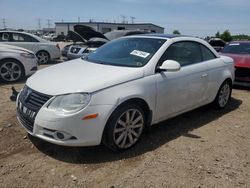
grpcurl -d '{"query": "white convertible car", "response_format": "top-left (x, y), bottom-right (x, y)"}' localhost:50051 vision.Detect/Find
top-left (16, 34), bottom-right (234, 151)
top-left (0, 31), bottom-right (61, 64)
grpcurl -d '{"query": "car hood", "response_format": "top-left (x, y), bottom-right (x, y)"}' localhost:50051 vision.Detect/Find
top-left (220, 53), bottom-right (250, 68)
top-left (26, 59), bottom-right (144, 95)
top-left (74, 25), bottom-right (108, 41)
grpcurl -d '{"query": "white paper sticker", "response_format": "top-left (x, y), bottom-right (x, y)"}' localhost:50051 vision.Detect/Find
top-left (130, 50), bottom-right (150, 58)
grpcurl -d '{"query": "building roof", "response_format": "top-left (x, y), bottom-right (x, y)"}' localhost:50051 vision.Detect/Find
top-left (55, 22), bottom-right (164, 29)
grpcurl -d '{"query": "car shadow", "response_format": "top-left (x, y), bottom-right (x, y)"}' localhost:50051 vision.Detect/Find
top-left (29, 97), bottom-right (242, 164)
top-left (233, 85), bottom-right (250, 91)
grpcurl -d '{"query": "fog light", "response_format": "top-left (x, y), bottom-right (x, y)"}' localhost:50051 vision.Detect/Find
top-left (53, 131), bottom-right (71, 141)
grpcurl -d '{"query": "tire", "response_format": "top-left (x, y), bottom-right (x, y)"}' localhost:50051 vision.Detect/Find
top-left (0, 59), bottom-right (25, 83)
top-left (103, 104), bottom-right (146, 152)
top-left (36, 51), bottom-right (50, 64)
top-left (213, 80), bottom-right (232, 109)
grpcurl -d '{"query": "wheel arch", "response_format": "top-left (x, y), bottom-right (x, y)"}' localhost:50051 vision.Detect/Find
top-left (101, 97), bottom-right (153, 149)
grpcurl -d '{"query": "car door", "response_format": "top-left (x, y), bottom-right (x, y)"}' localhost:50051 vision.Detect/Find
top-left (154, 41), bottom-right (209, 121)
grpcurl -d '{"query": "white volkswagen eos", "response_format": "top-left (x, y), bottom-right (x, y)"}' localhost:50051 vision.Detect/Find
top-left (16, 34), bottom-right (234, 151)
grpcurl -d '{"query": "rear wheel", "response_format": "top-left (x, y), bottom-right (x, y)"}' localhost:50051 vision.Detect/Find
top-left (36, 51), bottom-right (50, 64)
top-left (0, 59), bottom-right (24, 83)
top-left (103, 104), bottom-right (145, 151)
top-left (214, 80), bottom-right (232, 109)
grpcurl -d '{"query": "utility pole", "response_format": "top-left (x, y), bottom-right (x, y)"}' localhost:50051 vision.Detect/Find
top-left (46, 19), bottom-right (51, 28)
top-left (37, 18), bottom-right (41, 30)
top-left (78, 16), bottom-right (80, 23)
top-left (121, 15), bottom-right (126, 24)
top-left (2, 18), bottom-right (7, 29)
top-left (130, 16), bottom-right (135, 24)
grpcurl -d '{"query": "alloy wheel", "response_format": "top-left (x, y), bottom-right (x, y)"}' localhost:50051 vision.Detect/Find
top-left (218, 83), bottom-right (230, 107)
top-left (37, 51), bottom-right (49, 64)
top-left (113, 109), bottom-right (144, 149)
top-left (0, 61), bottom-right (22, 82)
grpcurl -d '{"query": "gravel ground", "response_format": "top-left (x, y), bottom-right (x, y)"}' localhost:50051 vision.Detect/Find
top-left (0, 63), bottom-right (249, 188)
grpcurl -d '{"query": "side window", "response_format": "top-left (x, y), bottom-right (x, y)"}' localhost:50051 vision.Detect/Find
top-left (159, 41), bottom-right (203, 67)
top-left (0, 33), bottom-right (10, 41)
top-left (21, 34), bottom-right (39, 42)
top-left (12, 33), bottom-right (25, 41)
top-left (12, 33), bottom-right (38, 42)
top-left (200, 44), bottom-right (216, 61)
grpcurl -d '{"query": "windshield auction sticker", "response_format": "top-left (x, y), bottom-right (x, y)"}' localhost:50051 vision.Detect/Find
top-left (130, 50), bottom-right (150, 58)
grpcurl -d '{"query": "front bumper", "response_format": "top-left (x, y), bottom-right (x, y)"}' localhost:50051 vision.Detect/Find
top-left (234, 67), bottom-right (250, 87)
top-left (17, 94), bottom-right (114, 147)
top-left (21, 57), bottom-right (38, 76)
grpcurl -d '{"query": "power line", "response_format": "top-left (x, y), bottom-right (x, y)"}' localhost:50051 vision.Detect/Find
top-left (130, 16), bottom-right (135, 24)
top-left (46, 19), bottom-right (51, 28)
top-left (2, 18), bottom-right (7, 29)
top-left (37, 18), bottom-right (41, 30)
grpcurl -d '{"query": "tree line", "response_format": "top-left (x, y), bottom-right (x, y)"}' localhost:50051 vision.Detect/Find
top-left (172, 30), bottom-right (250, 42)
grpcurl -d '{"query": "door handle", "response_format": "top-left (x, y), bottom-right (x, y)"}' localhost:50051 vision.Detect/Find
top-left (201, 73), bottom-right (208, 78)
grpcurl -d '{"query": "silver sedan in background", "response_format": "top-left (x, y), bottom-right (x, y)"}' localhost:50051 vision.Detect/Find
top-left (0, 44), bottom-right (38, 83)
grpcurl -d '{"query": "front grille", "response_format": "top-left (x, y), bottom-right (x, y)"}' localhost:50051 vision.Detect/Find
top-left (70, 47), bottom-right (80, 54)
top-left (17, 86), bottom-right (52, 132)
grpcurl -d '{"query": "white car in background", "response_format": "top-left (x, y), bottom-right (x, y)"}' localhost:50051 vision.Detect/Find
top-left (17, 34), bottom-right (234, 151)
top-left (0, 31), bottom-right (61, 64)
top-left (0, 44), bottom-right (38, 83)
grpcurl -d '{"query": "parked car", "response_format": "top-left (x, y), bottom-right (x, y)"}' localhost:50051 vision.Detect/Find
top-left (220, 41), bottom-right (250, 86)
top-left (208, 38), bottom-right (226, 52)
top-left (0, 44), bottom-right (38, 83)
top-left (67, 25), bottom-right (147, 59)
top-left (0, 31), bottom-right (61, 64)
top-left (16, 34), bottom-right (234, 151)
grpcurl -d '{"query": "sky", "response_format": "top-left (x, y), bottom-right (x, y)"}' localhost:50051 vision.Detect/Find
top-left (0, 0), bottom-right (250, 37)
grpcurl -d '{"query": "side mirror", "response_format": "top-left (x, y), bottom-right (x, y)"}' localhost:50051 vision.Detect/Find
top-left (157, 60), bottom-right (181, 72)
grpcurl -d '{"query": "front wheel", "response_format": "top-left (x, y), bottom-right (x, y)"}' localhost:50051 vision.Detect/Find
top-left (213, 80), bottom-right (232, 109)
top-left (0, 59), bottom-right (24, 83)
top-left (103, 104), bottom-right (145, 151)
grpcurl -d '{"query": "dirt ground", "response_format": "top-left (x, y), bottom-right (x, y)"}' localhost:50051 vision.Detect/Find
top-left (0, 63), bottom-right (249, 188)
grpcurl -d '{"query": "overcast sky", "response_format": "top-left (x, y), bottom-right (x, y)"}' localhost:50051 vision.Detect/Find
top-left (1, 0), bottom-right (250, 37)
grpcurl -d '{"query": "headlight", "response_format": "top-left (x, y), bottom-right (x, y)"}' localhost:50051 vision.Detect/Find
top-left (20, 53), bottom-right (36, 59)
top-left (47, 93), bottom-right (91, 115)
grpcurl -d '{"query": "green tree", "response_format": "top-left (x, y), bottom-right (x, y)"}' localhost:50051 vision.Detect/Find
top-left (173, 30), bottom-right (181, 35)
top-left (215, 31), bottom-right (221, 38)
top-left (220, 30), bottom-right (233, 42)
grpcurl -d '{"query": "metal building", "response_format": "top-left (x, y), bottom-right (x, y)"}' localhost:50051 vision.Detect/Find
top-left (55, 22), bottom-right (164, 35)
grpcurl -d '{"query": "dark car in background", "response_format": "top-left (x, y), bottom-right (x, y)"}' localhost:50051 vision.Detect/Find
top-left (220, 41), bottom-right (250, 86)
top-left (209, 38), bottom-right (226, 52)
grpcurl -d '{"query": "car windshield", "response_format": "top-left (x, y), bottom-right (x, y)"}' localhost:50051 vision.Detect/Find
top-left (84, 37), bottom-right (166, 67)
top-left (221, 43), bottom-right (250, 54)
